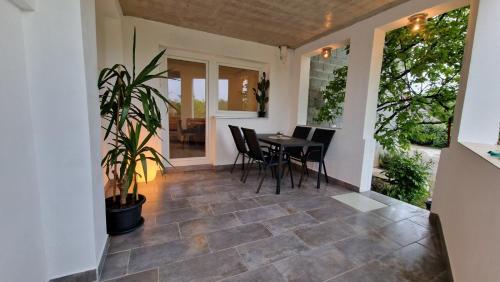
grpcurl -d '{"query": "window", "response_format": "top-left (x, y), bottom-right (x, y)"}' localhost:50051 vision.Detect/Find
top-left (218, 65), bottom-right (260, 112)
top-left (307, 46), bottom-right (349, 128)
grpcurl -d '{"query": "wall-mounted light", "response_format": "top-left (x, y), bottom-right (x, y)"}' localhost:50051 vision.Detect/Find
top-left (408, 13), bottom-right (428, 33)
top-left (279, 45), bottom-right (288, 62)
top-left (321, 47), bottom-right (332, 59)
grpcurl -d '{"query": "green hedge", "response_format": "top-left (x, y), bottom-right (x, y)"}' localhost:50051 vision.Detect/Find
top-left (408, 124), bottom-right (448, 148)
top-left (376, 151), bottom-right (431, 207)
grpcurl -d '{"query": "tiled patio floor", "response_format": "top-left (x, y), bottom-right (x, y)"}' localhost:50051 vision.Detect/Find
top-left (101, 169), bottom-right (450, 282)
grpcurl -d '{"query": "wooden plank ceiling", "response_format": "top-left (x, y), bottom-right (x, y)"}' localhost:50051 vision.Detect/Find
top-left (119, 0), bottom-right (409, 48)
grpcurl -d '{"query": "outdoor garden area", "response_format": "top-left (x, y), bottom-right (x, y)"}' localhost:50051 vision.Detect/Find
top-left (314, 7), bottom-right (470, 208)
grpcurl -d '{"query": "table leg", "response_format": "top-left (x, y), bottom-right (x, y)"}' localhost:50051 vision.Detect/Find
top-left (277, 145), bottom-right (283, 194)
top-left (317, 145), bottom-right (323, 189)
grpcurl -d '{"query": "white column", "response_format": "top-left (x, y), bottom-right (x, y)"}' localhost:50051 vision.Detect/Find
top-left (454, 0), bottom-right (500, 144)
top-left (339, 27), bottom-right (385, 191)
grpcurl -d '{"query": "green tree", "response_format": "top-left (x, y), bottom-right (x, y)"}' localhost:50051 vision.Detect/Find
top-left (315, 7), bottom-right (469, 150)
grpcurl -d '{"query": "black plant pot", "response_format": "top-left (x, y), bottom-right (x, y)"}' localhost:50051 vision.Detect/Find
top-left (258, 111), bottom-right (266, 118)
top-left (425, 199), bottom-right (432, 211)
top-left (105, 194), bottom-right (146, 235)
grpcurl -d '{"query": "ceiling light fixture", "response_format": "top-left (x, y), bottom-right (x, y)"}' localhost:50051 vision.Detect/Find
top-left (408, 13), bottom-right (428, 33)
top-left (321, 47), bottom-right (332, 59)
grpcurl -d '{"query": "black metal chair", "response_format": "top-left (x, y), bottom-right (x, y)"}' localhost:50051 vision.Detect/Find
top-left (298, 128), bottom-right (336, 187)
top-left (285, 126), bottom-right (312, 166)
top-left (291, 126), bottom-right (312, 139)
top-left (241, 127), bottom-right (294, 193)
top-left (228, 125), bottom-right (248, 174)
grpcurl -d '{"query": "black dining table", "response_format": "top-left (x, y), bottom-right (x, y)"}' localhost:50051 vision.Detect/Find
top-left (257, 134), bottom-right (324, 194)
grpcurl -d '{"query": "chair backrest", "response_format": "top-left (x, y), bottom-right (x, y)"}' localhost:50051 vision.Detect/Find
top-left (310, 128), bottom-right (336, 157)
top-left (228, 125), bottom-right (247, 154)
top-left (241, 127), bottom-right (265, 161)
top-left (292, 126), bottom-right (312, 139)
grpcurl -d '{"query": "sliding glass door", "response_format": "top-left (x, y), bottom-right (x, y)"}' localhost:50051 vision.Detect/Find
top-left (166, 58), bottom-right (207, 160)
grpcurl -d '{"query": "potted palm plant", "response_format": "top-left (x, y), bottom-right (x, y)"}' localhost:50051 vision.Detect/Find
top-left (253, 72), bottom-right (270, 117)
top-left (99, 30), bottom-right (173, 235)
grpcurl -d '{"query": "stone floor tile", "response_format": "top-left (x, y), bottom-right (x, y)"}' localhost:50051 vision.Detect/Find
top-left (220, 265), bottom-right (286, 282)
top-left (235, 205), bottom-right (288, 224)
top-left (274, 244), bottom-right (357, 282)
top-left (141, 198), bottom-right (191, 215)
top-left (155, 206), bottom-right (211, 225)
top-left (237, 234), bottom-right (309, 269)
top-left (379, 243), bottom-right (446, 281)
top-left (128, 235), bottom-right (209, 273)
top-left (100, 251), bottom-right (130, 281)
top-left (179, 213), bottom-right (240, 237)
top-left (418, 235), bottom-right (443, 257)
top-left (377, 220), bottom-right (430, 246)
top-left (108, 223), bottom-right (180, 253)
top-left (253, 193), bottom-right (314, 206)
top-left (340, 213), bottom-right (393, 233)
top-left (306, 203), bottom-right (359, 222)
top-left (294, 220), bottom-right (358, 247)
top-left (159, 249), bottom-right (247, 282)
top-left (105, 269), bottom-right (158, 282)
top-left (431, 271), bottom-right (452, 282)
top-left (187, 192), bottom-right (236, 207)
top-left (372, 204), bottom-right (428, 222)
top-left (334, 231), bottom-right (400, 265)
top-left (262, 212), bottom-right (318, 234)
top-left (408, 214), bottom-right (434, 229)
top-left (210, 199), bottom-right (260, 215)
top-left (206, 223), bottom-right (272, 251)
top-left (328, 260), bottom-right (410, 282)
top-left (279, 196), bottom-right (340, 213)
top-left (361, 191), bottom-right (403, 206)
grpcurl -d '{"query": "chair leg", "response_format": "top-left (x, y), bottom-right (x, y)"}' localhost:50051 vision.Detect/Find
top-left (231, 153), bottom-right (240, 174)
top-left (298, 162), bottom-right (306, 187)
top-left (322, 161), bottom-right (329, 183)
top-left (242, 154), bottom-right (245, 171)
top-left (242, 159), bottom-right (254, 183)
top-left (316, 161), bottom-right (321, 189)
top-left (288, 161), bottom-right (294, 188)
top-left (256, 166), bottom-right (268, 193)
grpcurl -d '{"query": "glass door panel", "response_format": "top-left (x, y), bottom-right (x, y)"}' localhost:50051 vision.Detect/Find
top-left (166, 58), bottom-right (207, 159)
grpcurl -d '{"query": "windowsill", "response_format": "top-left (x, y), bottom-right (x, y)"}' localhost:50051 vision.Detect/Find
top-left (306, 125), bottom-right (343, 130)
top-left (213, 111), bottom-right (266, 119)
top-left (212, 115), bottom-right (268, 120)
top-left (461, 142), bottom-right (500, 169)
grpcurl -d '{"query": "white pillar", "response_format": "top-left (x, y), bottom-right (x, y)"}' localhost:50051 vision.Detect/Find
top-left (454, 0), bottom-right (500, 144)
top-left (341, 27), bottom-right (385, 191)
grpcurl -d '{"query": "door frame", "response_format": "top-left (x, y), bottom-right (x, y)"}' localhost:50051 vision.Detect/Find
top-left (160, 48), bottom-right (211, 167)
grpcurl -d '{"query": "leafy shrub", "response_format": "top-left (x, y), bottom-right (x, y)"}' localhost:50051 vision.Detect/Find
top-left (408, 124), bottom-right (449, 148)
top-left (377, 151), bottom-right (431, 207)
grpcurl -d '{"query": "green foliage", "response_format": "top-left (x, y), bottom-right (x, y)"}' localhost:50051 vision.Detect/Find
top-left (315, 7), bottom-right (469, 150)
top-left (193, 99), bottom-right (206, 118)
top-left (378, 151), bottom-right (431, 207)
top-left (252, 72), bottom-right (270, 113)
top-left (408, 124), bottom-right (449, 148)
top-left (313, 66), bottom-right (348, 123)
top-left (99, 29), bottom-right (173, 205)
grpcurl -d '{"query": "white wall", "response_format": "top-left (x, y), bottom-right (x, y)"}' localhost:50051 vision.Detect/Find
top-left (96, 14), bottom-right (294, 169)
top-left (22, 0), bottom-right (106, 278)
top-left (0, 0), bottom-right (107, 280)
top-left (0, 1), bottom-right (47, 281)
top-left (289, 0), bottom-right (467, 191)
top-left (432, 0), bottom-right (500, 281)
top-left (81, 0), bottom-right (108, 265)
